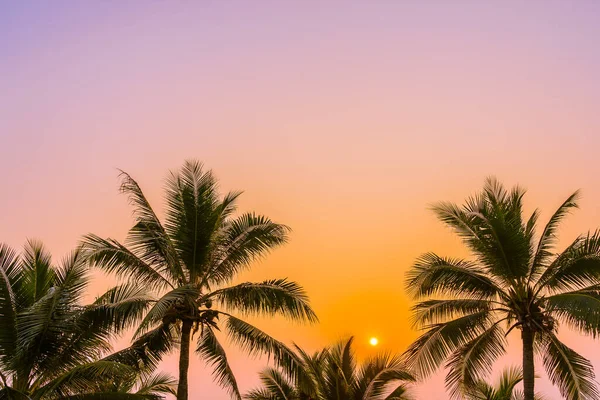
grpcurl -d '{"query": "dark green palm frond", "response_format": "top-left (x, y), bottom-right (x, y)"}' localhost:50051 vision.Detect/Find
top-left (385, 384), bottom-right (413, 400)
top-left (529, 191), bottom-right (580, 280)
top-left (244, 388), bottom-right (279, 400)
top-left (410, 299), bottom-right (491, 327)
top-left (90, 283), bottom-right (153, 332)
top-left (291, 345), bottom-right (327, 398)
top-left (55, 247), bottom-right (89, 302)
top-left (541, 332), bottom-right (599, 400)
top-left (209, 279), bottom-right (317, 322)
top-left (0, 244), bottom-right (19, 365)
top-left (118, 170), bottom-right (184, 286)
top-left (433, 179), bottom-right (532, 283)
top-left (163, 160), bottom-right (220, 282)
top-left (358, 353), bottom-right (415, 400)
top-left (36, 360), bottom-right (135, 398)
top-left (206, 213), bottom-right (290, 285)
top-left (82, 235), bottom-right (173, 292)
top-left (403, 311), bottom-right (490, 378)
top-left (107, 323), bottom-right (178, 372)
top-left (134, 372), bottom-right (177, 397)
top-left (133, 285), bottom-right (200, 339)
top-left (226, 316), bottom-right (303, 383)
top-left (495, 366), bottom-right (524, 399)
top-left (546, 287), bottom-right (600, 337)
top-left (322, 337), bottom-right (355, 400)
top-left (20, 239), bottom-right (55, 306)
top-left (445, 323), bottom-right (507, 399)
top-left (196, 327), bottom-right (240, 399)
top-left (256, 368), bottom-right (295, 400)
top-left (406, 253), bottom-right (500, 300)
top-left (538, 231), bottom-right (600, 292)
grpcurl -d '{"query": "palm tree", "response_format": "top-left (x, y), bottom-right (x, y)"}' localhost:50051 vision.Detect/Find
top-left (245, 337), bottom-right (415, 400)
top-left (0, 240), bottom-right (169, 399)
top-left (405, 178), bottom-right (600, 400)
top-left (83, 160), bottom-right (317, 400)
top-left (466, 366), bottom-right (544, 400)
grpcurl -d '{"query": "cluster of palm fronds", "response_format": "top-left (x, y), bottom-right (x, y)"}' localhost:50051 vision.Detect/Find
top-left (0, 241), bottom-right (177, 399)
top-left (245, 337), bottom-right (415, 400)
top-left (4, 161), bottom-right (600, 400)
top-left (1, 160), bottom-right (317, 400)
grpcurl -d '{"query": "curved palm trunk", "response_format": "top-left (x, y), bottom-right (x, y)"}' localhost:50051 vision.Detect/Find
top-left (177, 319), bottom-right (193, 400)
top-left (521, 327), bottom-right (535, 400)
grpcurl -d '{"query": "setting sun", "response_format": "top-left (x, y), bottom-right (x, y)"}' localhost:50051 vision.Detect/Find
top-left (369, 337), bottom-right (379, 346)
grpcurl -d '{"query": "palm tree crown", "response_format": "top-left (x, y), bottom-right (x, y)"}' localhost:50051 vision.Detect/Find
top-left (83, 160), bottom-right (317, 400)
top-left (245, 337), bottom-right (415, 400)
top-left (405, 178), bottom-right (600, 400)
top-left (0, 240), bottom-right (166, 399)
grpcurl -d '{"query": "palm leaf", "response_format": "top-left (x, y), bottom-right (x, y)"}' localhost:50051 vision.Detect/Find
top-left (82, 235), bottom-right (173, 292)
top-left (209, 279), bottom-right (317, 322)
top-left (196, 326), bottom-right (241, 399)
top-left (405, 254), bottom-right (500, 300)
top-left (541, 332), bottom-right (599, 400)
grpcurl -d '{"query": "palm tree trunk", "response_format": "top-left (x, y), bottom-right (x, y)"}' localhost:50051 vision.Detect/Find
top-left (177, 319), bottom-right (193, 400)
top-left (522, 327), bottom-right (535, 400)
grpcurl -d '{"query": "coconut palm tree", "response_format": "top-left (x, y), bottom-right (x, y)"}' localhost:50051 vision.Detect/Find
top-left (245, 337), bottom-right (415, 400)
top-left (405, 178), bottom-right (600, 400)
top-left (82, 160), bottom-right (317, 400)
top-left (0, 240), bottom-right (169, 399)
top-left (466, 366), bottom-right (544, 400)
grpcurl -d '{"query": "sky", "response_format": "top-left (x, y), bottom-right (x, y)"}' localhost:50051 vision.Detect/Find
top-left (2, 1), bottom-right (600, 398)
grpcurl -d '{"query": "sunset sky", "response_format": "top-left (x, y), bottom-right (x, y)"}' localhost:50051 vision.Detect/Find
top-left (2, 1), bottom-right (600, 398)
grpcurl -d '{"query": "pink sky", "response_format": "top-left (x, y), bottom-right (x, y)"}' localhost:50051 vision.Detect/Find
top-left (2, 1), bottom-right (600, 398)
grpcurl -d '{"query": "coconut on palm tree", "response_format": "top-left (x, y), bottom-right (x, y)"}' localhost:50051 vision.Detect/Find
top-left (466, 366), bottom-right (544, 400)
top-left (245, 337), bottom-right (415, 400)
top-left (405, 178), bottom-right (600, 400)
top-left (83, 160), bottom-right (317, 400)
top-left (0, 240), bottom-right (169, 399)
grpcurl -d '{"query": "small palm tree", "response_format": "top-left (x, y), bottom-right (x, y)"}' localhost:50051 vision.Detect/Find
top-left (0, 240), bottom-right (167, 399)
top-left (245, 337), bottom-right (415, 400)
top-left (405, 178), bottom-right (600, 400)
top-left (83, 160), bottom-right (317, 400)
top-left (466, 367), bottom-right (544, 400)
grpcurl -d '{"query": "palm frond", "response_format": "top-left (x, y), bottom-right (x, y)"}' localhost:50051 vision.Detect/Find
top-left (542, 332), bottom-right (599, 400)
top-left (243, 388), bottom-right (279, 400)
top-left (196, 326), bottom-right (241, 399)
top-left (529, 191), bottom-right (580, 280)
top-left (134, 371), bottom-right (177, 397)
top-left (403, 311), bottom-right (490, 378)
top-left (359, 353), bottom-right (415, 400)
top-left (257, 368), bottom-right (295, 400)
top-left (163, 160), bottom-right (220, 283)
top-left (538, 230), bottom-right (600, 292)
top-left (209, 279), bottom-right (317, 322)
top-left (226, 316), bottom-right (303, 384)
top-left (82, 235), bottom-right (173, 292)
top-left (445, 323), bottom-right (507, 399)
top-left (410, 299), bottom-right (491, 327)
top-left (36, 360), bottom-right (135, 398)
top-left (546, 287), bottom-right (600, 337)
top-left (0, 244), bottom-right (18, 365)
top-left (118, 170), bottom-right (185, 286)
top-left (405, 253), bottom-right (500, 300)
top-left (206, 213), bottom-right (290, 285)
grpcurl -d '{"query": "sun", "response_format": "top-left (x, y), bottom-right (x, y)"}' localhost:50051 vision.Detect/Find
top-left (369, 337), bottom-right (378, 346)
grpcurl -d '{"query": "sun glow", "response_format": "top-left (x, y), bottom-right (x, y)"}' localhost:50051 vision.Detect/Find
top-left (369, 337), bottom-right (379, 346)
